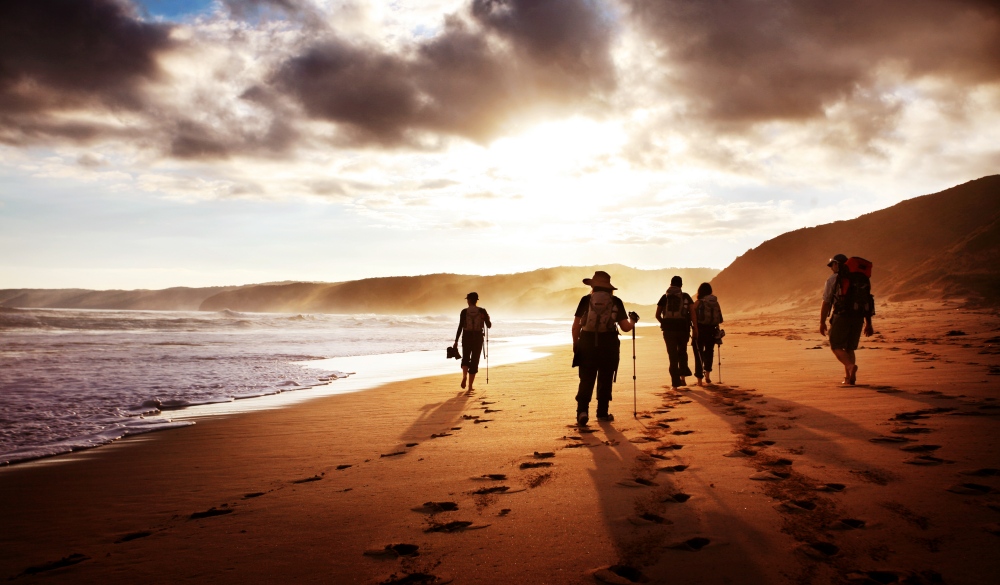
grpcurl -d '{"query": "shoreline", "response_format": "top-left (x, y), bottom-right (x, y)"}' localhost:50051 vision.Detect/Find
top-left (0, 331), bottom-right (569, 467)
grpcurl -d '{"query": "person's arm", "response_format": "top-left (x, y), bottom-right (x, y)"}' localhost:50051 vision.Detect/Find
top-left (655, 295), bottom-right (665, 324)
top-left (617, 299), bottom-right (634, 333)
top-left (864, 315), bottom-right (874, 337)
top-left (572, 316), bottom-right (582, 347)
top-left (454, 309), bottom-right (465, 347)
top-left (484, 309), bottom-right (492, 329)
top-left (819, 301), bottom-right (831, 336)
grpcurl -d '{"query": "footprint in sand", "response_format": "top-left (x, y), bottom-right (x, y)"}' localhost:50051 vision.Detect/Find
top-left (900, 444), bottom-right (942, 452)
top-left (336, 464), bottom-right (352, 470)
top-left (114, 530), bottom-right (153, 543)
top-left (777, 500), bottom-right (816, 513)
top-left (591, 565), bottom-right (650, 584)
top-left (724, 448), bottom-right (756, 458)
top-left (473, 474), bottom-right (507, 481)
top-left (663, 493), bottom-right (691, 503)
top-left (672, 430), bottom-right (695, 435)
top-left (904, 455), bottom-right (953, 466)
top-left (293, 474), bottom-right (324, 483)
top-left (616, 478), bottom-right (658, 488)
top-left (798, 541), bottom-right (839, 559)
top-left (815, 483), bottom-right (846, 492)
top-left (519, 461), bottom-right (553, 469)
top-left (749, 471), bottom-right (789, 481)
top-left (430, 433), bottom-right (453, 438)
top-left (630, 512), bottom-right (671, 525)
top-left (243, 492), bottom-right (266, 499)
top-left (424, 520), bottom-right (489, 533)
top-left (836, 518), bottom-right (866, 530)
top-left (657, 465), bottom-right (689, 473)
top-left (380, 451), bottom-right (407, 458)
top-left (668, 537), bottom-right (711, 552)
top-left (655, 444), bottom-right (684, 451)
top-left (363, 543), bottom-right (420, 558)
top-left (946, 483), bottom-right (993, 495)
top-left (891, 426), bottom-right (932, 435)
top-left (960, 468), bottom-right (1000, 477)
top-left (379, 572), bottom-right (453, 585)
top-left (189, 506), bottom-right (233, 520)
top-left (869, 435), bottom-right (913, 443)
top-left (412, 502), bottom-right (459, 513)
top-left (532, 451), bottom-right (555, 459)
top-left (15, 554), bottom-right (90, 577)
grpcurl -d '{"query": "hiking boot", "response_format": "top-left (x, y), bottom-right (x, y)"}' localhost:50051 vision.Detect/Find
top-left (597, 413), bottom-right (615, 422)
top-left (577, 411), bottom-right (589, 426)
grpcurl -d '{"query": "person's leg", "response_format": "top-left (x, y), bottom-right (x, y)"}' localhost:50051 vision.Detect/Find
top-left (700, 332), bottom-right (715, 383)
top-left (576, 361), bottom-right (598, 422)
top-left (664, 332), bottom-right (680, 388)
top-left (467, 334), bottom-right (483, 391)
top-left (595, 348), bottom-right (617, 419)
top-left (460, 333), bottom-right (470, 388)
top-left (679, 334), bottom-right (692, 384)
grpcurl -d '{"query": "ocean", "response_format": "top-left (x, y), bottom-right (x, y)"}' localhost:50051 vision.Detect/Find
top-left (0, 307), bottom-right (568, 466)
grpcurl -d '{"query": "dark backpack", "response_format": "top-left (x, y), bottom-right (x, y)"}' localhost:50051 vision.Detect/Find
top-left (696, 297), bottom-right (723, 326)
top-left (834, 257), bottom-right (875, 318)
top-left (661, 291), bottom-right (690, 321)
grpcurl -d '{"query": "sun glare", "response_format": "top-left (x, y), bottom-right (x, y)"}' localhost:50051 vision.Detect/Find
top-left (486, 118), bottom-right (627, 179)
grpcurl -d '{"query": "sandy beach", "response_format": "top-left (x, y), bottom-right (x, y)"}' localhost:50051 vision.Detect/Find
top-left (2, 300), bottom-right (999, 584)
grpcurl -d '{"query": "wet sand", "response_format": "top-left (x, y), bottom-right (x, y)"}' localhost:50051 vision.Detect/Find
top-left (2, 300), bottom-right (999, 584)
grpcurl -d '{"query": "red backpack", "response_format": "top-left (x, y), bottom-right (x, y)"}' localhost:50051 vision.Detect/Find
top-left (835, 257), bottom-right (875, 317)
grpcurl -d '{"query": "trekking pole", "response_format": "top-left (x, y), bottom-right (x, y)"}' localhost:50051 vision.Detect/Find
top-left (632, 326), bottom-right (637, 418)
top-left (485, 325), bottom-right (489, 385)
top-left (717, 342), bottom-right (722, 384)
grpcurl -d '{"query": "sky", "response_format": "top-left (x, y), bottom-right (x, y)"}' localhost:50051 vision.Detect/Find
top-left (1, 0), bottom-right (999, 290)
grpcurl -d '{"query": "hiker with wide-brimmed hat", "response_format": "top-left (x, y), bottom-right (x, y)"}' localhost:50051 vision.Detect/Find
top-left (454, 292), bottom-right (491, 392)
top-left (572, 271), bottom-right (639, 425)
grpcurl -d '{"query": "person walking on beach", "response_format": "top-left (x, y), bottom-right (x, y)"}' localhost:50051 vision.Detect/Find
top-left (656, 276), bottom-right (695, 389)
top-left (572, 271), bottom-right (639, 425)
top-left (454, 292), bottom-right (491, 392)
top-left (691, 282), bottom-right (724, 385)
top-left (820, 254), bottom-right (875, 385)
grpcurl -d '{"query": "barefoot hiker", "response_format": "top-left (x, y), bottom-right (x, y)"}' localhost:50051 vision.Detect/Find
top-left (454, 292), bottom-right (491, 391)
top-left (572, 271), bottom-right (639, 425)
top-left (656, 276), bottom-right (696, 390)
top-left (820, 254), bottom-right (875, 385)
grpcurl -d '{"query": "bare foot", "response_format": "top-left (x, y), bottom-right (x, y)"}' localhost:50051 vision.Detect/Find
top-left (461, 377), bottom-right (467, 389)
top-left (849, 365), bottom-right (858, 385)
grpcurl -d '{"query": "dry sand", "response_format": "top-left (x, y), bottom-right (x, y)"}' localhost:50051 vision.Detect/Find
top-left (2, 300), bottom-right (999, 584)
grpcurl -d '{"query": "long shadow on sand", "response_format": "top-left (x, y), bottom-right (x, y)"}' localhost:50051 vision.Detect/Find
top-left (397, 390), bottom-right (475, 444)
top-left (584, 418), bottom-right (772, 583)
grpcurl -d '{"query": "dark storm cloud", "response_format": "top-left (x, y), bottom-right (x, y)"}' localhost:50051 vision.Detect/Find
top-left (273, 0), bottom-right (617, 145)
top-left (0, 0), bottom-right (173, 116)
top-left (626, 0), bottom-right (1000, 126)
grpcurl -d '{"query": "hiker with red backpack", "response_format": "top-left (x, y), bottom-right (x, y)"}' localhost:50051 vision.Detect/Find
top-left (656, 275), bottom-right (696, 390)
top-left (820, 254), bottom-right (875, 385)
top-left (454, 292), bottom-right (491, 392)
top-left (572, 271), bottom-right (639, 425)
top-left (691, 282), bottom-right (724, 385)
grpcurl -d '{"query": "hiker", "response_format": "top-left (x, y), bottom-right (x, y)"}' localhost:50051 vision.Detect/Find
top-left (572, 271), bottom-right (639, 425)
top-left (454, 292), bottom-right (491, 391)
top-left (820, 254), bottom-right (875, 385)
top-left (656, 275), bottom-right (696, 389)
top-left (691, 282), bottom-right (724, 385)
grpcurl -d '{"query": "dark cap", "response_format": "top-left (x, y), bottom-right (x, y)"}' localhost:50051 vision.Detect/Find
top-left (466, 292), bottom-right (479, 301)
top-left (827, 254), bottom-right (848, 267)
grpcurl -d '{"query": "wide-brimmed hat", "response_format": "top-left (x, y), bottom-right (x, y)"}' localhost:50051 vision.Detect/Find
top-left (583, 271), bottom-right (617, 290)
top-left (827, 254), bottom-right (848, 267)
top-left (466, 292), bottom-right (479, 300)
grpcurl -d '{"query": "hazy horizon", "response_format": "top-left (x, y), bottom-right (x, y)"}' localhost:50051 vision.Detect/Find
top-left (2, 1), bottom-right (998, 290)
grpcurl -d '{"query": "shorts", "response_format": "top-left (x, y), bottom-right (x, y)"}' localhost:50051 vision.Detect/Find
top-left (829, 314), bottom-right (864, 351)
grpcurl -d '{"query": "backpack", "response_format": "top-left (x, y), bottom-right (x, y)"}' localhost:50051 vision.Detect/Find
top-left (696, 297), bottom-right (723, 326)
top-left (660, 291), bottom-right (690, 322)
top-left (834, 257), bottom-right (875, 318)
top-left (580, 292), bottom-right (619, 333)
top-left (464, 307), bottom-right (487, 332)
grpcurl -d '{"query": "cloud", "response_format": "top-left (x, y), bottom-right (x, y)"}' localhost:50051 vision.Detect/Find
top-left (271, 0), bottom-right (618, 146)
top-left (625, 0), bottom-right (1000, 128)
top-left (0, 0), bottom-right (173, 118)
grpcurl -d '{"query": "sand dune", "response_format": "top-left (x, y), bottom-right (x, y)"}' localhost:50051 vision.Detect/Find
top-left (712, 175), bottom-right (1000, 313)
top-left (0, 286), bottom-right (240, 312)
